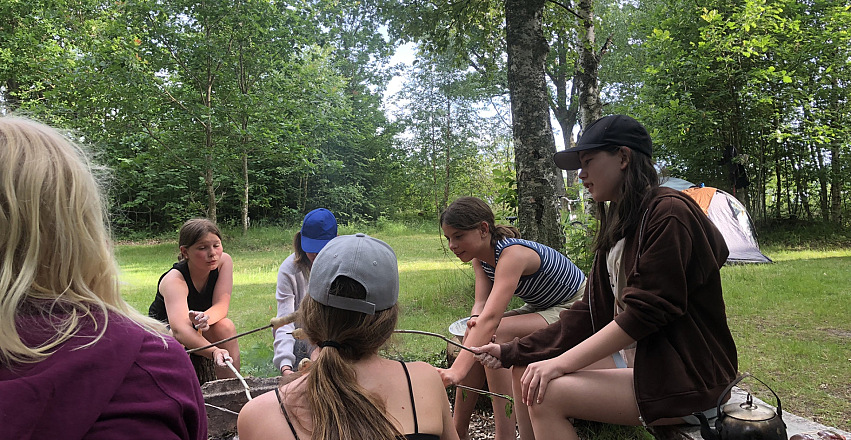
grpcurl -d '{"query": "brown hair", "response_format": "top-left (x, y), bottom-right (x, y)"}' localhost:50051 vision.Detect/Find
top-left (440, 196), bottom-right (520, 248)
top-left (290, 276), bottom-right (401, 439)
top-left (177, 218), bottom-right (221, 261)
top-left (592, 146), bottom-right (659, 252)
top-left (292, 231), bottom-right (312, 275)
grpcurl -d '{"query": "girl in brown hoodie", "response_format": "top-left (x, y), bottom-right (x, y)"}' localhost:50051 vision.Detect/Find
top-left (473, 115), bottom-right (738, 440)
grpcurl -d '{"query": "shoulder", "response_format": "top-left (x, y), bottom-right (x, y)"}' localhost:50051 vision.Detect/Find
top-left (278, 253), bottom-right (299, 274)
top-left (404, 361), bottom-right (445, 394)
top-left (218, 252), bottom-right (233, 268)
top-left (497, 240), bottom-right (542, 264)
top-left (159, 268), bottom-right (189, 295)
top-left (646, 188), bottom-right (703, 224)
top-left (238, 389), bottom-right (285, 437)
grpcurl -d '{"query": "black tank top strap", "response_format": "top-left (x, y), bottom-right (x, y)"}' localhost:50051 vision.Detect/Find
top-left (275, 387), bottom-right (300, 440)
top-left (399, 360), bottom-right (419, 433)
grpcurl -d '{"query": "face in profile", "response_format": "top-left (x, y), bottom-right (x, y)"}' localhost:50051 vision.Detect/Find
top-left (578, 148), bottom-right (628, 203)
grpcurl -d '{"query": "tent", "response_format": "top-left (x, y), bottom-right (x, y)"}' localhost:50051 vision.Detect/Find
top-left (660, 177), bottom-right (772, 264)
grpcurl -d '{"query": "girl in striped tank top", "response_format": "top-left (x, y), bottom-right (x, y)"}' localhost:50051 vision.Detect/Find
top-left (437, 197), bottom-right (586, 440)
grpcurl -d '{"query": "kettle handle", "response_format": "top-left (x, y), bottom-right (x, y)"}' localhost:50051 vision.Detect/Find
top-left (717, 373), bottom-right (783, 421)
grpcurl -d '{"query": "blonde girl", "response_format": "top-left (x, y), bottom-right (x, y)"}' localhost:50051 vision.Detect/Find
top-left (0, 117), bottom-right (208, 439)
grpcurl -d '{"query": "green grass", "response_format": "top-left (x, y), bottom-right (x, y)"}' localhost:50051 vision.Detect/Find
top-left (116, 225), bottom-right (851, 437)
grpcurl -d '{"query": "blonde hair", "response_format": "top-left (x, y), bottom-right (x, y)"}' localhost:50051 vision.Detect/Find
top-left (0, 117), bottom-right (165, 365)
top-left (289, 277), bottom-right (401, 440)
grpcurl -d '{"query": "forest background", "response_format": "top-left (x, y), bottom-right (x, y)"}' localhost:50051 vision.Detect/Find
top-left (3, 0), bottom-right (850, 434)
top-left (1, 0), bottom-right (848, 238)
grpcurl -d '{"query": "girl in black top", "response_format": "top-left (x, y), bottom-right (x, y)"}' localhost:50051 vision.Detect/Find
top-left (149, 218), bottom-right (238, 379)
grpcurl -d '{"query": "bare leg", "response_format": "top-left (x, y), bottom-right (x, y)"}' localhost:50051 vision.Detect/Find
top-left (485, 364), bottom-right (518, 440)
top-left (205, 317), bottom-right (239, 379)
top-left (510, 367), bottom-right (534, 440)
top-left (511, 357), bottom-right (623, 440)
top-left (453, 362), bottom-right (484, 440)
top-left (487, 313), bottom-right (551, 440)
top-left (514, 366), bottom-right (644, 440)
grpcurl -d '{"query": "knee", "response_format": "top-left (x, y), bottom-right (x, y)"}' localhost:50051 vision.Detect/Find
top-left (493, 326), bottom-right (518, 344)
top-left (212, 317), bottom-right (236, 336)
top-left (511, 366), bottom-right (526, 388)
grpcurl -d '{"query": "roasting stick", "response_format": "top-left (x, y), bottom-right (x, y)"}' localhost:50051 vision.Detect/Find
top-left (392, 330), bottom-right (511, 402)
top-left (225, 360), bottom-right (252, 401)
top-left (393, 329), bottom-right (477, 354)
top-left (455, 384), bottom-right (512, 401)
top-left (186, 313), bottom-right (296, 354)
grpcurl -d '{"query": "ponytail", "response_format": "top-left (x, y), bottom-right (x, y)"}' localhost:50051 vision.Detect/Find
top-left (292, 277), bottom-right (401, 439)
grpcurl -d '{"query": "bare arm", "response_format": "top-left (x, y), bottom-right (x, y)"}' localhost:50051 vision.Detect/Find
top-left (160, 269), bottom-right (227, 360)
top-left (203, 252), bottom-right (233, 325)
top-left (442, 247), bottom-right (537, 384)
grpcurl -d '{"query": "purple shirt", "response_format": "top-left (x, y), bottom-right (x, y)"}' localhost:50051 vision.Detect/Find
top-left (1, 311), bottom-right (208, 439)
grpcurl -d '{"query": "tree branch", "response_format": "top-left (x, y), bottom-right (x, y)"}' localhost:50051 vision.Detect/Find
top-left (546, 0), bottom-right (583, 20)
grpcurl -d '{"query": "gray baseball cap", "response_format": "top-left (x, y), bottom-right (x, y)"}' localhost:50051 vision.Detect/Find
top-left (308, 233), bottom-right (399, 315)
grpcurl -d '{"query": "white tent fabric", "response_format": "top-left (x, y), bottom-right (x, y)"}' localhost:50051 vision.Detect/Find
top-left (659, 176), bottom-right (696, 191)
top-left (660, 178), bottom-right (772, 264)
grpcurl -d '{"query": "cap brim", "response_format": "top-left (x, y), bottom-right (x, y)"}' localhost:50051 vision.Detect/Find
top-left (553, 143), bottom-right (613, 170)
top-left (553, 151), bottom-right (580, 170)
top-left (301, 236), bottom-right (333, 253)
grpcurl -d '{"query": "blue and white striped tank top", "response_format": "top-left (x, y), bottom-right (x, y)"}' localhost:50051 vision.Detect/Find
top-left (480, 238), bottom-right (585, 309)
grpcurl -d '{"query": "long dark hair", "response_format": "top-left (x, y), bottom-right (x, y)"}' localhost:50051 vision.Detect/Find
top-left (593, 146), bottom-right (659, 252)
top-left (440, 197), bottom-right (520, 248)
top-left (292, 232), bottom-right (312, 275)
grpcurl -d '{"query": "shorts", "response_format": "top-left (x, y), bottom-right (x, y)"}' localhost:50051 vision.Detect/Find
top-left (507, 278), bottom-right (587, 324)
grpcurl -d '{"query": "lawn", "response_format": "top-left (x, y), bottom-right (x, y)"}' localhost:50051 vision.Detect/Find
top-left (116, 224), bottom-right (851, 434)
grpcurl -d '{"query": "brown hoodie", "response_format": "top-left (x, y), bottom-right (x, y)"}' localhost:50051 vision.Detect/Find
top-left (500, 187), bottom-right (738, 424)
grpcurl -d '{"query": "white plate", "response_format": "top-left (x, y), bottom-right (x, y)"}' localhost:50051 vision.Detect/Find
top-left (448, 317), bottom-right (470, 337)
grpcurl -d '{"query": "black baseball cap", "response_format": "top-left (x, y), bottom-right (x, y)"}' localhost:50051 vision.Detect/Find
top-left (553, 115), bottom-right (652, 170)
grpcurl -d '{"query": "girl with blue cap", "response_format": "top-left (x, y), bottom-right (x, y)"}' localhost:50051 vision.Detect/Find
top-left (273, 208), bottom-right (338, 375)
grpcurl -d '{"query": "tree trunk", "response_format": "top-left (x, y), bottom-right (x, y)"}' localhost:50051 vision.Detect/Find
top-left (206, 154), bottom-right (217, 224)
top-left (575, 0), bottom-right (602, 128)
top-left (505, 0), bottom-right (564, 250)
top-left (546, 35), bottom-right (579, 189)
top-left (829, 140), bottom-right (841, 224)
top-left (242, 150), bottom-right (249, 234)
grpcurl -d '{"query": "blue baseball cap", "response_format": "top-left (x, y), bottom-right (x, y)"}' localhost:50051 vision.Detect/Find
top-left (300, 208), bottom-right (338, 253)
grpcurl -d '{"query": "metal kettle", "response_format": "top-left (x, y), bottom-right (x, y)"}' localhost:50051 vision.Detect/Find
top-left (694, 373), bottom-right (787, 440)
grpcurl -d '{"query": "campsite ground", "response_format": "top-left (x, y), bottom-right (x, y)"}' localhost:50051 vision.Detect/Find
top-left (117, 221), bottom-right (851, 436)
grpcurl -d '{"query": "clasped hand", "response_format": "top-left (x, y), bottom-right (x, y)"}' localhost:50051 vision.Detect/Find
top-left (188, 310), bottom-right (209, 331)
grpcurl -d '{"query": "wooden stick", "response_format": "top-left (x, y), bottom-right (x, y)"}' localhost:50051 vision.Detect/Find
top-left (455, 384), bottom-right (513, 401)
top-left (393, 329), bottom-right (477, 354)
top-left (226, 360), bottom-right (252, 401)
top-left (186, 314), bottom-right (295, 354)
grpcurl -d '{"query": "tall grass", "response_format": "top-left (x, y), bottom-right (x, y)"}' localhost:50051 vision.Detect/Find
top-left (116, 224), bottom-right (850, 435)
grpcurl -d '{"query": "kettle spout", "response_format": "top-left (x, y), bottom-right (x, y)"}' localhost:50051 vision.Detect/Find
top-left (693, 411), bottom-right (720, 440)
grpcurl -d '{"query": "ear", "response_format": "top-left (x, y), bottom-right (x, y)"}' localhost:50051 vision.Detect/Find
top-left (618, 147), bottom-right (631, 170)
top-left (179, 245), bottom-right (188, 258)
top-left (479, 221), bottom-right (490, 237)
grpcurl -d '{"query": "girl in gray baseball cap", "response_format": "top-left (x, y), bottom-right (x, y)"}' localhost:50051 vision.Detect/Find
top-left (239, 234), bottom-right (459, 440)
